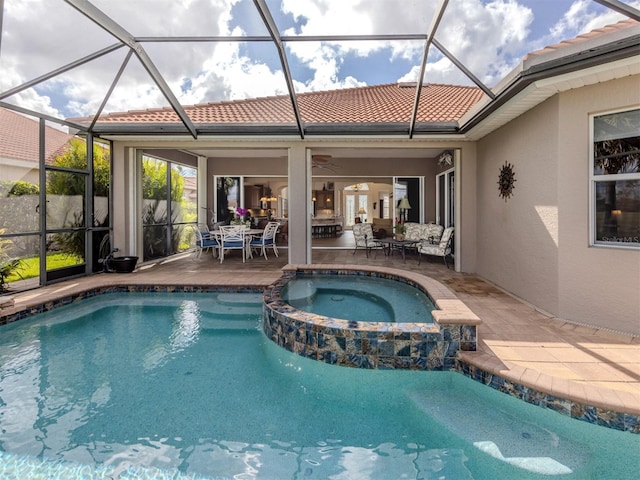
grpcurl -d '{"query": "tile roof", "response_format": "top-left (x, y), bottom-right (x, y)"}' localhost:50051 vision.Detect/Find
top-left (524, 18), bottom-right (639, 61)
top-left (0, 108), bottom-right (72, 163)
top-left (84, 83), bottom-right (484, 125)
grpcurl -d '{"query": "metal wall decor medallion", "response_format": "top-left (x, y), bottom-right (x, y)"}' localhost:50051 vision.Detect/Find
top-left (498, 162), bottom-right (516, 200)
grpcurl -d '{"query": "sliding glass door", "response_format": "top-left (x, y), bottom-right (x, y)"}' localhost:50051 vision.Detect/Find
top-left (141, 156), bottom-right (198, 261)
top-left (437, 168), bottom-right (455, 227)
top-left (394, 177), bottom-right (422, 223)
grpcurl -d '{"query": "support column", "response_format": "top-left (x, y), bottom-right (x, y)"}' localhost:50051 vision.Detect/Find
top-left (111, 143), bottom-right (134, 255)
top-left (197, 156), bottom-right (208, 226)
top-left (288, 145), bottom-right (311, 264)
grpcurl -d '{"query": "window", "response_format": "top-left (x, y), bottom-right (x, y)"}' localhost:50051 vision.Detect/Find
top-left (591, 108), bottom-right (640, 248)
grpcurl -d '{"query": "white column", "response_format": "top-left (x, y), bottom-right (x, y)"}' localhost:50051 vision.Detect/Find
top-left (197, 155), bottom-right (208, 225)
top-left (111, 144), bottom-right (138, 256)
top-left (288, 145), bottom-right (312, 264)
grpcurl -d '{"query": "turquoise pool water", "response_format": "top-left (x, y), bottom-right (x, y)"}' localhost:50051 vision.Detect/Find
top-left (281, 274), bottom-right (435, 323)
top-left (0, 292), bottom-right (638, 479)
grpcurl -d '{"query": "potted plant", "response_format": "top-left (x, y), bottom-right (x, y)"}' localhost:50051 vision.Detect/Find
top-left (394, 221), bottom-right (406, 241)
top-left (231, 207), bottom-right (251, 226)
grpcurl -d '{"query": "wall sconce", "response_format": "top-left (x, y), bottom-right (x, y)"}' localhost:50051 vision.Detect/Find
top-left (612, 209), bottom-right (622, 216)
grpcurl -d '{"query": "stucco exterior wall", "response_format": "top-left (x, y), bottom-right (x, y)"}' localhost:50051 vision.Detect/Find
top-left (556, 76), bottom-right (640, 334)
top-left (458, 145), bottom-right (478, 274)
top-left (477, 76), bottom-right (640, 334)
top-left (0, 160), bottom-right (39, 184)
top-left (477, 98), bottom-right (561, 317)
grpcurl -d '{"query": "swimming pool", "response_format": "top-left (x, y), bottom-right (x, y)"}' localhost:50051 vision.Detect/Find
top-left (281, 273), bottom-right (436, 323)
top-left (0, 292), bottom-right (638, 479)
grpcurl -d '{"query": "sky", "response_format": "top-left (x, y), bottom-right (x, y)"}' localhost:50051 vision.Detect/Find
top-left (0, 0), bottom-right (637, 122)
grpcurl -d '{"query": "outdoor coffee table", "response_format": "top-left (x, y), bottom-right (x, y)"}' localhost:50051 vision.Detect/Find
top-left (378, 237), bottom-right (418, 262)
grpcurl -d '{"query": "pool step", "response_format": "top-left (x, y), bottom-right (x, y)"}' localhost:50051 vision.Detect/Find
top-left (198, 311), bottom-right (261, 331)
top-left (408, 389), bottom-right (584, 475)
top-left (216, 292), bottom-right (263, 305)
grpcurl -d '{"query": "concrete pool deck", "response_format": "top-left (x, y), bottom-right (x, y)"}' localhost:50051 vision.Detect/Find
top-left (1, 249), bottom-right (639, 428)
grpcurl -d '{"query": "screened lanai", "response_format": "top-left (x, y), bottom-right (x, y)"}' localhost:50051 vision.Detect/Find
top-left (1, 0), bottom-right (639, 291)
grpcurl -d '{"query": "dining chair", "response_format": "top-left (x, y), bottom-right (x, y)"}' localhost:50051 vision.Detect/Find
top-left (219, 225), bottom-right (248, 263)
top-left (194, 224), bottom-right (219, 259)
top-left (249, 221), bottom-right (280, 259)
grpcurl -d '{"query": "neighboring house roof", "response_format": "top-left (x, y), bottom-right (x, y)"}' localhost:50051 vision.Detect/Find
top-left (82, 83), bottom-right (484, 126)
top-left (0, 108), bottom-right (72, 163)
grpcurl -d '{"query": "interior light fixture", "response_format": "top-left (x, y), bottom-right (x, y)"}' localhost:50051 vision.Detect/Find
top-left (398, 197), bottom-right (411, 222)
top-left (260, 185), bottom-right (277, 202)
top-left (398, 197), bottom-right (411, 210)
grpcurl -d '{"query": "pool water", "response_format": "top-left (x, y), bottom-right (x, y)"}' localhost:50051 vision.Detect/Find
top-left (0, 292), bottom-right (638, 479)
top-left (282, 274), bottom-right (436, 323)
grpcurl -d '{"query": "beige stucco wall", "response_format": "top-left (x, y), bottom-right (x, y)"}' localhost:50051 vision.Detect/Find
top-left (477, 98), bottom-right (561, 316)
top-left (0, 159), bottom-right (39, 184)
top-left (556, 76), bottom-right (640, 334)
top-left (476, 76), bottom-right (640, 334)
top-left (458, 145), bottom-right (478, 273)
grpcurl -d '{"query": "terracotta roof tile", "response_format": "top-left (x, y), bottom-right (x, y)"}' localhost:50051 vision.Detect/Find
top-left (0, 108), bottom-right (72, 163)
top-left (525, 18), bottom-right (639, 60)
top-left (86, 83), bottom-right (484, 126)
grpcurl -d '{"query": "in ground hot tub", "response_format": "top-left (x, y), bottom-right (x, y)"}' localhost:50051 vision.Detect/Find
top-left (262, 264), bottom-right (481, 370)
top-left (281, 273), bottom-right (435, 323)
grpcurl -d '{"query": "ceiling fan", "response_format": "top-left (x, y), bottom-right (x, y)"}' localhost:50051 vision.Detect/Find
top-left (312, 154), bottom-right (340, 173)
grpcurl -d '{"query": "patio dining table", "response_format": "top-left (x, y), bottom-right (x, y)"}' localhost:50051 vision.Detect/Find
top-left (377, 237), bottom-right (419, 263)
top-left (210, 228), bottom-right (264, 260)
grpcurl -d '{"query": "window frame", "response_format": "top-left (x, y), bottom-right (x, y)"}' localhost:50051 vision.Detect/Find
top-left (589, 106), bottom-right (640, 249)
